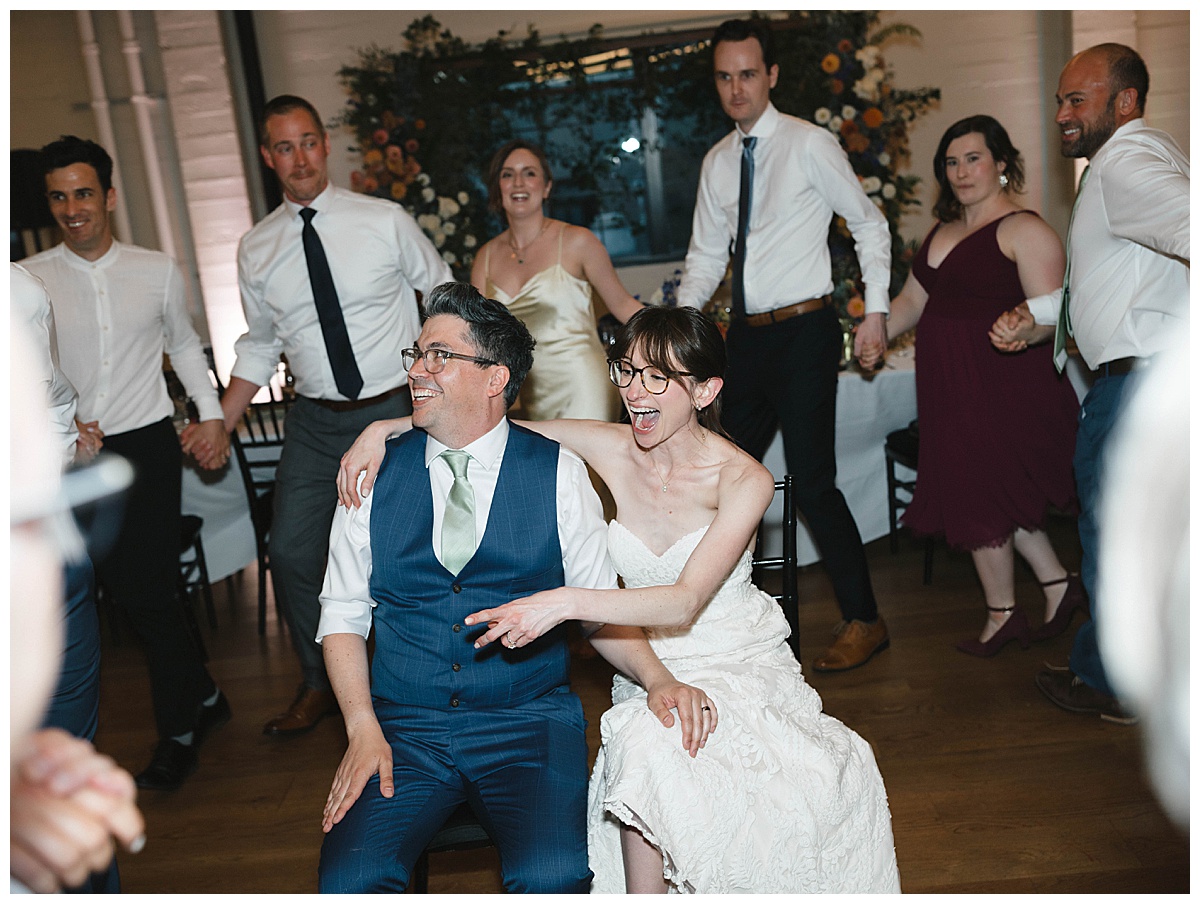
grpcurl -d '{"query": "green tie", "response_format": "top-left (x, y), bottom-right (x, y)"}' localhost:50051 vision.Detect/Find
top-left (440, 450), bottom-right (475, 574)
top-left (1054, 165), bottom-right (1090, 373)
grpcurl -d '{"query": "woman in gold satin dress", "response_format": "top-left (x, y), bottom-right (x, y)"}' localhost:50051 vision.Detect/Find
top-left (470, 140), bottom-right (644, 421)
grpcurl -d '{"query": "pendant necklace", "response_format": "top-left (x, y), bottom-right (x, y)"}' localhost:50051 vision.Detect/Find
top-left (507, 220), bottom-right (550, 265)
top-left (650, 456), bottom-right (671, 493)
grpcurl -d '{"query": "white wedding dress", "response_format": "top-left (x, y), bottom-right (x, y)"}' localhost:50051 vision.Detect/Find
top-left (586, 522), bottom-right (901, 894)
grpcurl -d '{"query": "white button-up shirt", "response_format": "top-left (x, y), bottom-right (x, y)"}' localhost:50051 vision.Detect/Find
top-left (21, 241), bottom-right (221, 437)
top-left (676, 102), bottom-right (892, 316)
top-left (317, 419), bottom-right (617, 641)
top-left (232, 184), bottom-right (453, 400)
top-left (1027, 119), bottom-right (1189, 367)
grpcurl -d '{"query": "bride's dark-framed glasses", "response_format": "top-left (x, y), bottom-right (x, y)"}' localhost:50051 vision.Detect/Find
top-left (609, 360), bottom-right (693, 395)
top-left (401, 346), bottom-right (498, 374)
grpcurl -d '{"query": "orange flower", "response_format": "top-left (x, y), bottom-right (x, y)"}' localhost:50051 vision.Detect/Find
top-left (838, 39), bottom-right (854, 53)
top-left (821, 53), bottom-right (840, 74)
top-left (415, 119), bottom-right (426, 130)
top-left (391, 182), bottom-right (407, 200)
top-left (405, 158), bottom-right (422, 177)
top-left (363, 149), bottom-right (384, 167)
top-left (847, 133), bottom-right (870, 154)
top-left (405, 138), bottom-right (419, 153)
top-left (363, 176), bottom-right (379, 193)
top-left (846, 296), bottom-right (866, 318)
top-left (840, 119), bottom-right (859, 137)
top-left (831, 78), bottom-right (844, 94)
top-left (372, 128), bottom-right (389, 146)
top-left (862, 107), bottom-right (884, 129)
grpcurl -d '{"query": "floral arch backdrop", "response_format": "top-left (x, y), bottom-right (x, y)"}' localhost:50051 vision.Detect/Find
top-left (336, 11), bottom-right (938, 327)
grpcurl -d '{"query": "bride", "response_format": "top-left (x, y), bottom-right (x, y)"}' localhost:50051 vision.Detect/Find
top-left (337, 306), bottom-right (899, 893)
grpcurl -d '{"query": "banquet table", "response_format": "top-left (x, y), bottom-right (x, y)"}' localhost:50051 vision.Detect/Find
top-left (181, 460), bottom-right (255, 582)
top-left (759, 348), bottom-right (917, 564)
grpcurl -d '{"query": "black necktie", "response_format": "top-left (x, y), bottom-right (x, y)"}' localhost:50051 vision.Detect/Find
top-left (731, 136), bottom-right (757, 319)
top-left (300, 207), bottom-right (363, 400)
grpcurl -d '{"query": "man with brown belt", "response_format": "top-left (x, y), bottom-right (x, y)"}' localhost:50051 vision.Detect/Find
top-left (676, 18), bottom-right (892, 671)
top-left (219, 95), bottom-right (452, 734)
top-left (990, 44), bottom-right (1189, 721)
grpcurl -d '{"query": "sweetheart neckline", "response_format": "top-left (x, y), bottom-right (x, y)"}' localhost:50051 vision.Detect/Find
top-left (489, 262), bottom-right (586, 302)
top-left (609, 520), bottom-right (711, 560)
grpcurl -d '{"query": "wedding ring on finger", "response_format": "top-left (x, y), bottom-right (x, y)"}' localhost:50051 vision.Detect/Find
top-left (505, 634), bottom-right (517, 649)
top-left (702, 705), bottom-right (712, 712)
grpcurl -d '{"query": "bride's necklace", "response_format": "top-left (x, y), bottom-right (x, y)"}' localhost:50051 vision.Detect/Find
top-left (650, 456), bottom-right (672, 493)
top-left (648, 430), bottom-right (707, 493)
top-left (507, 220), bottom-right (550, 265)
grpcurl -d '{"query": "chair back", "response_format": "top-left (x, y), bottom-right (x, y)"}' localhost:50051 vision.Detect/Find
top-left (751, 475), bottom-right (800, 663)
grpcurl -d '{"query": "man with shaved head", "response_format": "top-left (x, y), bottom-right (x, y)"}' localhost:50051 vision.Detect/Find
top-left (990, 43), bottom-right (1189, 722)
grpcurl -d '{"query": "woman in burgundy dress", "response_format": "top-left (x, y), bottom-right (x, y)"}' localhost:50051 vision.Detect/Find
top-left (885, 115), bottom-right (1086, 656)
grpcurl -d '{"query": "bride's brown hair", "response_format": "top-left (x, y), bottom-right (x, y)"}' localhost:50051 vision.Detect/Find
top-left (610, 306), bottom-right (730, 438)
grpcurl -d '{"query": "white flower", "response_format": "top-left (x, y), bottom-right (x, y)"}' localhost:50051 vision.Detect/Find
top-left (422, 187), bottom-right (435, 203)
top-left (433, 230), bottom-right (446, 248)
top-left (878, 152), bottom-right (891, 166)
top-left (828, 116), bottom-right (843, 132)
top-left (463, 234), bottom-right (477, 249)
top-left (814, 107), bottom-right (832, 125)
top-left (872, 195), bottom-right (884, 208)
top-left (881, 182), bottom-right (896, 199)
top-left (443, 221), bottom-right (456, 236)
top-left (417, 213), bottom-right (441, 232)
top-left (442, 251), bottom-right (457, 265)
top-left (855, 45), bottom-right (881, 68)
top-left (438, 196), bottom-right (460, 218)
top-left (457, 191), bottom-right (469, 205)
top-left (861, 176), bottom-right (882, 194)
top-left (417, 173), bottom-right (431, 186)
top-left (842, 105), bottom-right (857, 120)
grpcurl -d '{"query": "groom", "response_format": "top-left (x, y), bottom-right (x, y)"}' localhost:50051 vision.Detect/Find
top-left (315, 282), bottom-right (712, 892)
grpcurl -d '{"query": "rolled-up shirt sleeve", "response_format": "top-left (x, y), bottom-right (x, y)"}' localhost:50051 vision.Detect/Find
top-left (317, 478), bottom-right (376, 641)
top-left (1027, 288), bottom-right (1063, 327)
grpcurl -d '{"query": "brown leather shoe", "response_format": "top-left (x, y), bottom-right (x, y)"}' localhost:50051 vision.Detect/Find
top-left (813, 618), bottom-right (890, 672)
top-left (1034, 665), bottom-right (1137, 724)
top-left (263, 685), bottom-right (338, 736)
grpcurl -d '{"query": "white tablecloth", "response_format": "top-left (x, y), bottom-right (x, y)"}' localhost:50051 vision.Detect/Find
top-left (181, 461), bottom-right (255, 582)
top-left (760, 350), bottom-right (917, 564)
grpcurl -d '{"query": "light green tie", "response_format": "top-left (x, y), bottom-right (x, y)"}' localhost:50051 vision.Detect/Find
top-left (1054, 165), bottom-right (1090, 373)
top-left (440, 450), bottom-right (475, 574)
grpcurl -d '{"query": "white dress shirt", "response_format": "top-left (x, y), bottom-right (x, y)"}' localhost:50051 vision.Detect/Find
top-left (232, 184), bottom-right (453, 399)
top-left (11, 264), bottom-right (80, 465)
top-left (317, 419), bottom-right (617, 641)
top-left (1026, 119), bottom-right (1189, 368)
top-left (21, 241), bottom-right (222, 436)
top-left (676, 102), bottom-right (892, 316)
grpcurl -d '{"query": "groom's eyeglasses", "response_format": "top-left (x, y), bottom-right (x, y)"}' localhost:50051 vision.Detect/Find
top-left (609, 360), bottom-right (692, 395)
top-left (401, 346), bottom-right (497, 374)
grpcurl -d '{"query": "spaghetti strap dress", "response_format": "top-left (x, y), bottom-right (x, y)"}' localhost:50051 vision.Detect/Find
top-left (485, 224), bottom-right (619, 421)
top-left (902, 211), bottom-right (1079, 550)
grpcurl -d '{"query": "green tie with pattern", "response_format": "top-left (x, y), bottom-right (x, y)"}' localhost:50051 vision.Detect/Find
top-left (440, 450), bottom-right (475, 574)
top-left (1054, 165), bottom-right (1090, 373)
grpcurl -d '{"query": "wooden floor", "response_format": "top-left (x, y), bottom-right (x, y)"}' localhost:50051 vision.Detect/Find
top-left (94, 513), bottom-right (1188, 893)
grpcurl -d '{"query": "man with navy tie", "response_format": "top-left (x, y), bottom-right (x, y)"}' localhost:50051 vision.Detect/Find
top-left (315, 283), bottom-right (712, 893)
top-left (219, 95), bottom-right (453, 737)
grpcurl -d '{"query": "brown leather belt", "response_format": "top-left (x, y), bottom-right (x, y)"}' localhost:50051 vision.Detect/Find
top-left (1101, 357), bottom-right (1138, 377)
top-left (303, 386), bottom-right (406, 413)
top-left (742, 295), bottom-right (831, 327)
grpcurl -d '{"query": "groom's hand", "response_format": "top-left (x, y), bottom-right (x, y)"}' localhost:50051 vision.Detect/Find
top-left (646, 681), bottom-right (718, 758)
top-left (322, 719), bottom-right (393, 833)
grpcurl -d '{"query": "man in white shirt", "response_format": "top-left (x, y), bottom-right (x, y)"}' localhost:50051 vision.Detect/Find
top-left (22, 137), bottom-right (232, 793)
top-left (315, 283), bottom-right (711, 892)
top-left (990, 44), bottom-right (1189, 722)
top-left (218, 96), bottom-right (454, 738)
top-left (676, 18), bottom-right (892, 672)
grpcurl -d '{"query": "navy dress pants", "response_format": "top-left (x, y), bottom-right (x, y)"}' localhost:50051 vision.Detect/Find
top-left (318, 693), bottom-right (592, 893)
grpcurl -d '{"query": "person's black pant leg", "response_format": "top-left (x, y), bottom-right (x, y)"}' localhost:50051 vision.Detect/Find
top-left (96, 419), bottom-right (215, 738)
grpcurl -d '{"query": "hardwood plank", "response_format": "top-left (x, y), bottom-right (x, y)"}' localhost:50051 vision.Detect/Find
top-left (94, 515), bottom-right (1188, 893)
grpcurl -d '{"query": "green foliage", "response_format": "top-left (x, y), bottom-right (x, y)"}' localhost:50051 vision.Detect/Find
top-left (336, 11), bottom-right (938, 305)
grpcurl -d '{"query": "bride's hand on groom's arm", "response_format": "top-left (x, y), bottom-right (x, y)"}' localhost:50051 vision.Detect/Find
top-left (337, 418), bottom-right (410, 508)
top-left (645, 681), bottom-right (718, 759)
top-left (465, 589), bottom-right (572, 650)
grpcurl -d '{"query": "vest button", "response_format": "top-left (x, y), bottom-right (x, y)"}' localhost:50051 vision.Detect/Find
top-left (452, 623), bottom-right (462, 633)
top-left (452, 583), bottom-right (461, 593)
top-left (450, 697), bottom-right (460, 707)
top-left (452, 663), bottom-right (461, 672)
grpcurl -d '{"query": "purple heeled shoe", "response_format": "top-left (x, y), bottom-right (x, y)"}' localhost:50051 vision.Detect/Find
top-left (956, 606), bottom-right (1031, 658)
top-left (1030, 574), bottom-right (1090, 643)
